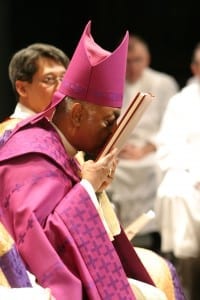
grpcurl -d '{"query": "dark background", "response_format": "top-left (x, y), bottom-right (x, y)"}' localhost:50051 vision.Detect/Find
top-left (0, 0), bottom-right (199, 121)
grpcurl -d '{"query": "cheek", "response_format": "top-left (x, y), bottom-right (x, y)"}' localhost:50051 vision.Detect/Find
top-left (40, 88), bottom-right (55, 103)
top-left (84, 125), bottom-right (104, 144)
top-left (84, 118), bottom-right (112, 146)
top-left (80, 125), bottom-right (112, 156)
top-left (92, 127), bottom-right (111, 147)
top-left (43, 87), bottom-right (56, 97)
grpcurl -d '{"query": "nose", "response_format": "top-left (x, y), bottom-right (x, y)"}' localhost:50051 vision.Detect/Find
top-left (53, 77), bottom-right (63, 90)
top-left (55, 79), bottom-right (62, 89)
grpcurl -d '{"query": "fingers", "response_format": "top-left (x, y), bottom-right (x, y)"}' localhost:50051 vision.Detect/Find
top-left (97, 171), bottom-right (115, 192)
top-left (104, 147), bottom-right (118, 161)
top-left (97, 148), bottom-right (118, 169)
top-left (108, 167), bottom-right (113, 177)
top-left (81, 148), bottom-right (118, 192)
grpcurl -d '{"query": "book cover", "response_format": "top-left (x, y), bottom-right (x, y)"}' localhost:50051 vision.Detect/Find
top-left (96, 92), bottom-right (155, 160)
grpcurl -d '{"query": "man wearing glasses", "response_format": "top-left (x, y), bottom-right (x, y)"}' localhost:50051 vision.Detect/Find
top-left (0, 43), bottom-right (69, 136)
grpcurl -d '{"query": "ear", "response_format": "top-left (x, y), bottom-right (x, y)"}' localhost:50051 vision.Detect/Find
top-left (15, 80), bottom-right (28, 97)
top-left (71, 103), bottom-right (84, 127)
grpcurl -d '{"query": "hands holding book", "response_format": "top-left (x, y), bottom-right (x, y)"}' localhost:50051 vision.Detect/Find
top-left (81, 148), bottom-right (118, 192)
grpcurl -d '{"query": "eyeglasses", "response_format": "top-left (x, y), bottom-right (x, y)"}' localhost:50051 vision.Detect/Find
top-left (40, 74), bottom-right (65, 86)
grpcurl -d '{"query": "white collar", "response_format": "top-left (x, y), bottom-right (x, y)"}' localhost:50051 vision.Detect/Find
top-left (10, 103), bottom-right (36, 119)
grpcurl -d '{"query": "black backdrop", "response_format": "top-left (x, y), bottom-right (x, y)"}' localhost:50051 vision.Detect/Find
top-left (0, 0), bottom-right (199, 121)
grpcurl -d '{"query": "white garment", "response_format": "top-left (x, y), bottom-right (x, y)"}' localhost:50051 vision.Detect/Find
top-left (0, 103), bottom-right (36, 135)
top-left (107, 67), bottom-right (179, 232)
top-left (10, 102), bottom-right (36, 119)
top-left (155, 81), bottom-right (200, 258)
top-left (0, 286), bottom-right (53, 300)
top-left (186, 76), bottom-right (200, 86)
top-left (0, 271), bottom-right (53, 300)
top-left (128, 278), bottom-right (167, 300)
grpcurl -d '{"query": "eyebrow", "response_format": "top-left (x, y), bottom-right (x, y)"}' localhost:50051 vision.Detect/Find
top-left (43, 71), bottom-right (66, 76)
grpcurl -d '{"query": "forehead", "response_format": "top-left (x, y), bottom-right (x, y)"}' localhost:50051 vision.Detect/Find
top-left (35, 57), bottom-right (66, 73)
top-left (128, 42), bottom-right (148, 58)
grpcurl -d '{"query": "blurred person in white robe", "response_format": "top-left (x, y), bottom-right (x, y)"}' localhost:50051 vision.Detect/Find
top-left (107, 34), bottom-right (179, 249)
top-left (155, 43), bottom-right (200, 300)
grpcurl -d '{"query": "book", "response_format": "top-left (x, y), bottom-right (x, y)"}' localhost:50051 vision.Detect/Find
top-left (96, 91), bottom-right (155, 160)
top-left (125, 210), bottom-right (155, 241)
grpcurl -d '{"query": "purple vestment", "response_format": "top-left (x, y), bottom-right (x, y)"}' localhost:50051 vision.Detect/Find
top-left (0, 118), bottom-right (156, 299)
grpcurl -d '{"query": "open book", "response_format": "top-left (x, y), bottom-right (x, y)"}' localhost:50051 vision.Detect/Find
top-left (96, 92), bottom-right (155, 160)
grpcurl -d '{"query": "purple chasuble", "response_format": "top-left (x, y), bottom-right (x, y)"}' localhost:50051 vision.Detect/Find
top-left (0, 118), bottom-right (138, 299)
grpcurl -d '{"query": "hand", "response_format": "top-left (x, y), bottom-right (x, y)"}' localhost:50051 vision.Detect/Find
top-left (81, 148), bottom-right (118, 192)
